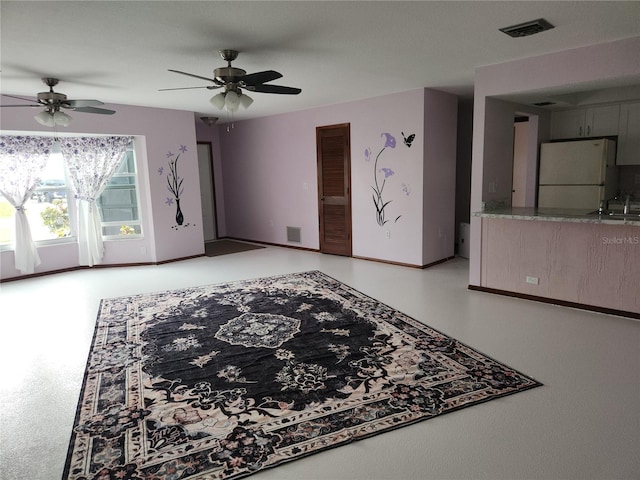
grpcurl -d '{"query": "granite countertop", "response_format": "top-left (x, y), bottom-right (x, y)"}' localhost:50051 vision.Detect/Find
top-left (473, 207), bottom-right (640, 226)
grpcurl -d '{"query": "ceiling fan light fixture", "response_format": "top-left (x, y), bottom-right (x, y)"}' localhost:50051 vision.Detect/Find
top-left (35, 110), bottom-right (55, 127)
top-left (210, 93), bottom-right (226, 110)
top-left (239, 93), bottom-right (253, 109)
top-left (225, 91), bottom-right (240, 112)
top-left (53, 110), bottom-right (71, 126)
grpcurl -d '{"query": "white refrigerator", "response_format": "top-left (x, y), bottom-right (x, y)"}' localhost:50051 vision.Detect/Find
top-left (537, 139), bottom-right (618, 210)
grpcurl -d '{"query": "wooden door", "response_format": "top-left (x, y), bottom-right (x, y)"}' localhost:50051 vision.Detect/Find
top-left (317, 124), bottom-right (352, 256)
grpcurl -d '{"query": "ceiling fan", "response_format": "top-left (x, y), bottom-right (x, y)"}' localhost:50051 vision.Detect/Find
top-left (162, 49), bottom-right (301, 112)
top-left (0, 77), bottom-right (115, 126)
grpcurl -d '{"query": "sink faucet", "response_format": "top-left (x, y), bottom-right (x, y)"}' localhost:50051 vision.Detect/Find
top-left (613, 194), bottom-right (633, 214)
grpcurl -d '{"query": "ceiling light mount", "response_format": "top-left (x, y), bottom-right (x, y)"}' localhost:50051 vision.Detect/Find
top-left (500, 18), bottom-right (554, 38)
top-left (200, 116), bottom-right (218, 126)
top-left (219, 49), bottom-right (239, 65)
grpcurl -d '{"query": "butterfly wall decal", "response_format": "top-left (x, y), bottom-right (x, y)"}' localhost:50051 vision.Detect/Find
top-left (402, 132), bottom-right (415, 148)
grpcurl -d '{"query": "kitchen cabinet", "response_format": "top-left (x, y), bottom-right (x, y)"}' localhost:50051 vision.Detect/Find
top-left (616, 101), bottom-right (640, 165)
top-left (550, 104), bottom-right (620, 139)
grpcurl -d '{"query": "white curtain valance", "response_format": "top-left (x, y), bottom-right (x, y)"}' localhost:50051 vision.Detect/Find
top-left (0, 136), bottom-right (54, 274)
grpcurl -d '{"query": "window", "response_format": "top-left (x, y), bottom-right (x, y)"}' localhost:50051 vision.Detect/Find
top-left (30, 152), bottom-right (72, 242)
top-left (0, 194), bottom-right (13, 245)
top-left (97, 145), bottom-right (142, 237)
top-left (0, 137), bottom-right (141, 247)
top-left (0, 151), bottom-right (72, 245)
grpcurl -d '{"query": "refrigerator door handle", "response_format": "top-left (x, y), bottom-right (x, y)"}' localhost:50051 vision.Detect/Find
top-left (579, 126), bottom-right (583, 137)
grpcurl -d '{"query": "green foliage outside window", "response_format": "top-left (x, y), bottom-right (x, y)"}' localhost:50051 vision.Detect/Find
top-left (0, 200), bottom-right (12, 244)
top-left (41, 200), bottom-right (70, 238)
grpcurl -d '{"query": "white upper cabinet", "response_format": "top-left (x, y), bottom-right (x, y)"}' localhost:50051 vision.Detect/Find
top-left (551, 104), bottom-right (620, 140)
top-left (616, 101), bottom-right (640, 166)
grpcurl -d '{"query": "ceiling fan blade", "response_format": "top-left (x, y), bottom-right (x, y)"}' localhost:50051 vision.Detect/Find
top-left (0, 103), bottom-right (41, 107)
top-left (2, 93), bottom-right (41, 103)
top-left (71, 106), bottom-right (116, 115)
top-left (241, 70), bottom-right (283, 86)
top-left (248, 84), bottom-right (302, 95)
top-left (158, 86), bottom-right (220, 91)
top-left (168, 69), bottom-right (221, 84)
top-left (64, 99), bottom-right (104, 108)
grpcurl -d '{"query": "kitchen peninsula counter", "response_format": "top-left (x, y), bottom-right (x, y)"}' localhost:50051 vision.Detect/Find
top-left (474, 207), bottom-right (640, 317)
top-left (474, 207), bottom-right (640, 226)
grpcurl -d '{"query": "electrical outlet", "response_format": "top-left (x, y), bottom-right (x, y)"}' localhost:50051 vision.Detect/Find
top-left (385, 230), bottom-right (390, 239)
top-left (526, 276), bottom-right (539, 285)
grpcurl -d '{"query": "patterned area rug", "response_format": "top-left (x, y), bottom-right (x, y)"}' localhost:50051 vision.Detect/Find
top-left (64, 271), bottom-right (541, 480)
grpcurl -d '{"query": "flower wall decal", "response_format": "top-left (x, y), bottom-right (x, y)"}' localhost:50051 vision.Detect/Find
top-left (369, 133), bottom-right (398, 226)
top-left (380, 167), bottom-right (394, 178)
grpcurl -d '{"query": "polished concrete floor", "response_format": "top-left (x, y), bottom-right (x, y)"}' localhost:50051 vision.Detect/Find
top-left (1, 247), bottom-right (638, 480)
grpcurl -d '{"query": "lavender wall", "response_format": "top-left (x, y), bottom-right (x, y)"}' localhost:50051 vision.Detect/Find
top-left (471, 35), bottom-right (640, 286)
top-left (1, 103), bottom-right (203, 279)
top-left (1, 87), bottom-right (458, 279)
top-left (217, 88), bottom-right (457, 266)
top-left (422, 90), bottom-right (458, 265)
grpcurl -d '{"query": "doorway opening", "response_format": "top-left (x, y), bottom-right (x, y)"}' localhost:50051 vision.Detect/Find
top-left (197, 142), bottom-right (218, 243)
top-left (511, 114), bottom-right (539, 208)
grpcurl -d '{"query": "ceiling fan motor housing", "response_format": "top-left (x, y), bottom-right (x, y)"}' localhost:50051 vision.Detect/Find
top-left (38, 91), bottom-right (67, 104)
top-left (214, 66), bottom-right (246, 84)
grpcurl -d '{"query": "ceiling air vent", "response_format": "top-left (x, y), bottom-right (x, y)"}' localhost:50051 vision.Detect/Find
top-left (500, 18), bottom-right (554, 38)
top-left (533, 101), bottom-right (556, 107)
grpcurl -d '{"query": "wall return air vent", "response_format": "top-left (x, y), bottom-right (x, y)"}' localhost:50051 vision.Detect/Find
top-left (500, 18), bottom-right (554, 38)
top-left (286, 226), bottom-right (301, 243)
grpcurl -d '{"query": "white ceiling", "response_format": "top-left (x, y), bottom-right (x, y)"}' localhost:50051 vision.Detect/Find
top-left (1, 1), bottom-right (639, 123)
